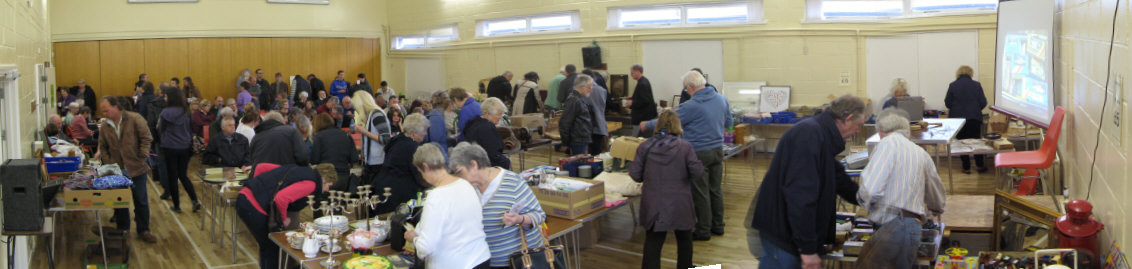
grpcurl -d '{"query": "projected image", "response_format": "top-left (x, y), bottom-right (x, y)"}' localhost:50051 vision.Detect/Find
top-left (1000, 31), bottom-right (1051, 112)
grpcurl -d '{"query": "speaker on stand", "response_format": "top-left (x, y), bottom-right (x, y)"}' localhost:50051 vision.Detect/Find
top-left (1, 159), bottom-right (45, 231)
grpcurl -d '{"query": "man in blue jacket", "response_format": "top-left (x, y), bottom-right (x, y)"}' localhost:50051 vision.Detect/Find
top-left (640, 71), bottom-right (731, 241)
top-left (449, 87), bottom-right (481, 141)
top-left (330, 70), bottom-right (350, 102)
top-left (750, 95), bottom-right (865, 269)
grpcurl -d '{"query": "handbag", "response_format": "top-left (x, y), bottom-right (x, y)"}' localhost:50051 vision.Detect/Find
top-left (266, 167), bottom-right (297, 232)
top-left (508, 225), bottom-right (566, 269)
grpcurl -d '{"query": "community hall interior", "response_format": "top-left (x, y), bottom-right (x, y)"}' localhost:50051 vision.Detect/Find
top-left (0, 0), bottom-right (1129, 268)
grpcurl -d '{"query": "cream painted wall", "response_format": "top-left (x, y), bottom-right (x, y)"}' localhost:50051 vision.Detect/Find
top-left (0, 0), bottom-right (52, 267)
top-left (385, 0), bottom-right (998, 109)
top-left (1059, 0), bottom-right (1131, 257)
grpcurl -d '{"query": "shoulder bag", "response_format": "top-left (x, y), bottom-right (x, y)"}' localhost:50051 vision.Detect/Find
top-left (508, 224), bottom-right (566, 269)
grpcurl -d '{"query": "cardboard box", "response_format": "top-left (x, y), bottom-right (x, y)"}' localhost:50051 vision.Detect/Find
top-left (533, 177), bottom-right (605, 219)
top-left (65, 188), bottom-right (133, 209)
top-left (734, 123), bottom-right (751, 145)
top-left (609, 137), bottom-right (645, 161)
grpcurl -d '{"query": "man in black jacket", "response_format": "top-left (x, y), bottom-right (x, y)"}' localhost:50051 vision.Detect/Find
top-left (556, 64), bottom-right (579, 106)
top-left (750, 94), bottom-right (865, 269)
top-left (486, 71), bottom-right (514, 104)
top-left (70, 79), bottom-right (98, 113)
top-left (203, 117), bottom-right (250, 167)
top-left (558, 74), bottom-right (595, 155)
top-left (248, 111), bottom-right (309, 172)
top-left (627, 64), bottom-right (658, 126)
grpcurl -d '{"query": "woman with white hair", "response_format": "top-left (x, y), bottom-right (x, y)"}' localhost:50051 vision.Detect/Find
top-left (405, 143), bottom-right (492, 269)
top-left (460, 97), bottom-right (512, 170)
top-left (367, 114), bottom-right (429, 215)
top-left (882, 78), bottom-right (909, 110)
top-left (449, 142), bottom-right (546, 267)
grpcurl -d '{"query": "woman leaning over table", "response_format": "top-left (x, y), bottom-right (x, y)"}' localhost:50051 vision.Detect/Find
top-left (237, 163), bottom-right (338, 269)
top-left (450, 142), bottom-right (546, 268)
top-left (405, 143), bottom-right (493, 269)
top-left (630, 109), bottom-right (704, 269)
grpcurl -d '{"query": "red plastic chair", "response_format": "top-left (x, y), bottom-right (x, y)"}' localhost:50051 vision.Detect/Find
top-left (995, 106), bottom-right (1066, 195)
top-left (203, 125), bottom-right (211, 148)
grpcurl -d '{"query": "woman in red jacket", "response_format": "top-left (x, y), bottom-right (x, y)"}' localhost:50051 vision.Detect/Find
top-left (236, 163), bottom-right (337, 269)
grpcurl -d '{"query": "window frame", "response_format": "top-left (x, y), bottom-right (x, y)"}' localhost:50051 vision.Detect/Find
top-left (475, 11), bottom-right (582, 39)
top-left (393, 24), bottom-right (460, 50)
top-left (607, 1), bottom-right (764, 30)
top-left (804, 0), bottom-right (996, 23)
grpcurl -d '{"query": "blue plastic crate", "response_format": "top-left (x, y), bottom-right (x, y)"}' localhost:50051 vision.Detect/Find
top-left (45, 156), bottom-right (82, 173)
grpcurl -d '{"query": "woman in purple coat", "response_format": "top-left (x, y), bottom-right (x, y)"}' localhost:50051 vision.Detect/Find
top-left (629, 109), bottom-right (704, 269)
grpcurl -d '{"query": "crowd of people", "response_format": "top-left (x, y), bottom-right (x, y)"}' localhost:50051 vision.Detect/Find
top-left (46, 62), bottom-right (979, 269)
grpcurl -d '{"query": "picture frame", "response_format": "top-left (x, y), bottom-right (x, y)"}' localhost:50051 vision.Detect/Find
top-left (609, 74), bottom-right (628, 99)
top-left (991, 190), bottom-right (1060, 251)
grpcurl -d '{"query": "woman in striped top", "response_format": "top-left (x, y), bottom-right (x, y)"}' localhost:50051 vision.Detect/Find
top-left (450, 142), bottom-right (547, 268)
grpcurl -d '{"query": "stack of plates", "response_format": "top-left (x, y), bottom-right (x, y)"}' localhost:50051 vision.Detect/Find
top-left (314, 216), bottom-right (349, 234)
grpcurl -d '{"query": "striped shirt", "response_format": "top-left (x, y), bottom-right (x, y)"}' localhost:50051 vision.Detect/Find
top-left (857, 134), bottom-right (946, 225)
top-left (479, 168), bottom-right (547, 267)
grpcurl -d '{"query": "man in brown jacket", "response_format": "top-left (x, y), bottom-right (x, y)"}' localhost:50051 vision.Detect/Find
top-left (96, 96), bottom-right (157, 243)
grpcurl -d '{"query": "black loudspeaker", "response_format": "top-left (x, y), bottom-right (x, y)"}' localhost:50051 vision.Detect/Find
top-left (582, 46), bottom-right (602, 68)
top-left (1, 159), bottom-right (45, 231)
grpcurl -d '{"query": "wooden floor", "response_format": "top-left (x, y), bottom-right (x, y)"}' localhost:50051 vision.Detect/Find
top-left (30, 146), bottom-right (1002, 269)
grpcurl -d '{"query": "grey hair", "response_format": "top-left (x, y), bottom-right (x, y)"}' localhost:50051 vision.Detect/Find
top-left (682, 71), bottom-right (706, 89)
top-left (402, 113), bottom-right (429, 134)
top-left (448, 142), bottom-right (492, 171)
top-left (221, 116), bottom-right (236, 126)
top-left (412, 143), bottom-right (447, 172)
top-left (890, 78), bottom-right (908, 95)
top-left (299, 91), bottom-right (309, 98)
top-left (295, 115), bottom-right (311, 129)
top-left (264, 111), bottom-right (285, 123)
top-left (876, 108), bottom-right (911, 137)
top-left (502, 71), bottom-right (513, 77)
top-left (226, 98), bottom-right (236, 104)
top-left (828, 94), bottom-right (867, 122)
top-left (218, 107), bottom-right (235, 118)
top-left (573, 74), bottom-right (594, 90)
top-left (480, 97), bottom-right (507, 116)
top-left (431, 90), bottom-right (450, 109)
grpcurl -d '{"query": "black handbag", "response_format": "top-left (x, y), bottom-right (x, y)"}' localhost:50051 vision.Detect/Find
top-left (508, 225), bottom-right (566, 269)
top-left (265, 167), bottom-right (296, 232)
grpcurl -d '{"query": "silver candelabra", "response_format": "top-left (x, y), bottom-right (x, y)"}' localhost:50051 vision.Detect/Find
top-left (348, 185), bottom-right (393, 232)
top-left (307, 191), bottom-right (355, 268)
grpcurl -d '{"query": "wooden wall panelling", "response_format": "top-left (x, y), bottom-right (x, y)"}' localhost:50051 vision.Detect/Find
top-left (188, 38), bottom-right (235, 100)
top-left (53, 41), bottom-right (102, 94)
top-left (345, 38), bottom-right (369, 81)
top-left (143, 38), bottom-right (190, 88)
top-left (54, 37), bottom-right (381, 102)
top-left (271, 38), bottom-right (311, 81)
top-left (99, 39), bottom-right (146, 98)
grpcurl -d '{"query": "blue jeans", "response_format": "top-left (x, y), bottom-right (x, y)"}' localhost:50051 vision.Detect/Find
top-left (114, 173), bottom-right (150, 233)
top-left (758, 233), bottom-right (800, 269)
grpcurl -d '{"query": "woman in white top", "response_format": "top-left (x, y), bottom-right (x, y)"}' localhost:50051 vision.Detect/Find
top-left (405, 143), bottom-right (492, 269)
top-left (236, 112), bottom-right (260, 144)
